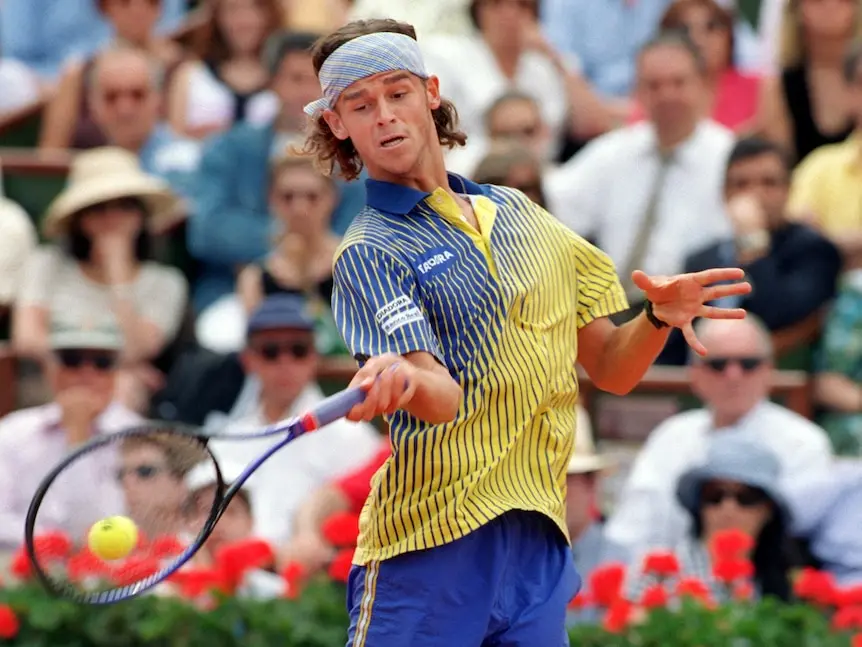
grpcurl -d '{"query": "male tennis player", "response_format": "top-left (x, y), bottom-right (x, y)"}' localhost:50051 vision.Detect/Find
top-left (301, 19), bottom-right (750, 647)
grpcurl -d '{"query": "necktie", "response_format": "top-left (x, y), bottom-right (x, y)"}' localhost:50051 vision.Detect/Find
top-left (621, 151), bottom-right (674, 302)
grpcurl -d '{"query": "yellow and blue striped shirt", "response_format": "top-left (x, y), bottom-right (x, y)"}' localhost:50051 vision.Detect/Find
top-left (332, 173), bottom-right (628, 565)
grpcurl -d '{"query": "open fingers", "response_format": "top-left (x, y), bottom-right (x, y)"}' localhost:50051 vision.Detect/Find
top-left (699, 305), bottom-right (747, 320)
top-left (703, 281), bottom-right (752, 301)
top-left (692, 267), bottom-right (746, 286)
top-left (682, 322), bottom-right (707, 357)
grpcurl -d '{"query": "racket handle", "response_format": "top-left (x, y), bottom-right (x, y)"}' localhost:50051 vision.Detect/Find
top-left (305, 387), bottom-right (366, 429)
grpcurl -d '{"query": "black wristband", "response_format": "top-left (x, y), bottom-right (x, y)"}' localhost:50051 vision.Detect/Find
top-left (644, 300), bottom-right (669, 329)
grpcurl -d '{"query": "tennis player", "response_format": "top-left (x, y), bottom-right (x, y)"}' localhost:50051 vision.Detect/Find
top-left (301, 19), bottom-right (751, 647)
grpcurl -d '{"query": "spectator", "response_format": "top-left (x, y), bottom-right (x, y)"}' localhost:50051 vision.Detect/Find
top-left (565, 407), bottom-right (629, 625)
top-left (421, 0), bottom-right (613, 167)
top-left (0, 0), bottom-right (185, 82)
top-left (718, 0), bottom-right (786, 76)
top-left (0, 319), bottom-right (139, 549)
top-left (447, 91), bottom-right (555, 177)
top-left (546, 31), bottom-right (733, 320)
top-left (629, 0), bottom-right (760, 132)
top-left (202, 295), bottom-right (383, 545)
top-left (0, 56), bottom-right (42, 115)
top-left (13, 148), bottom-right (189, 410)
top-left (285, 0), bottom-right (352, 32)
top-left (787, 42), bottom-right (862, 269)
top-left (188, 30), bottom-right (366, 312)
top-left (756, 0), bottom-right (859, 164)
top-left (665, 136), bottom-right (841, 365)
top-left (786, 460), bottom-right (862, 586)
top-left (39, 0), bottom-right (185, 150)
top-left (348, 0), bottom-right (472, 40)
top-left (626, 435), bottom-right (796, 604)
top-left (812, 272), bottom-right (862, 455)
top-left (540, 0), bottom-right (671, 100)
top-left (168, 0), bottom-right (284, 140)
top-left (279, 443), bottom-right (391, 573)
top-left (117, 433), bottom-right (202, 540)
top-left (88, 47), bottom-right (202, 208)
top-left (0, 197), bottom-right (38, 337)
top-left (472, 143), bottom-right (547, 208)
top-left (605, 316), bottom-right (832, 556)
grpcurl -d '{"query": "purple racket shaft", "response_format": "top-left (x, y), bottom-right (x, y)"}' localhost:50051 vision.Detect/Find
top-left (25, 386), bottom-right (366, 605)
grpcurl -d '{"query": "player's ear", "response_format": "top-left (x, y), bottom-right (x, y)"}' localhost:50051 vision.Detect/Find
top-left (323, 109), bottom-right (350, 141)
top-left (425, 75), bottom-right (442, 110)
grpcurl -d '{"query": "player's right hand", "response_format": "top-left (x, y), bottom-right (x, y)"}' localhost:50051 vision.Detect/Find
top-left (347, 353), bottom-right (418, 422)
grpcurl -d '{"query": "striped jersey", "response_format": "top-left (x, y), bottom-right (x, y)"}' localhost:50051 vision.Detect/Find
top-left (331, 173), bottom-right (628, 565)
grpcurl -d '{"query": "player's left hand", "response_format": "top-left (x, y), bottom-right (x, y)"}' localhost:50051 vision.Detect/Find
top-left (632, 268), bottom-right (752, 356)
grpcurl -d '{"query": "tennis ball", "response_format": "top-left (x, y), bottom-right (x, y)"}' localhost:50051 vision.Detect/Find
top-left (87, 516), bottom-right (138, 561)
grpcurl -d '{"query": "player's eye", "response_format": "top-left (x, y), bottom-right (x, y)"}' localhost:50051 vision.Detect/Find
top-left (392, 91), bottom-right (407, 100)
top-left (353, 104), bottom-right (368, 112)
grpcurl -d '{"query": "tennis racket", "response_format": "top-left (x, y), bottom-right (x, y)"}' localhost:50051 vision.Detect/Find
top-left (24, 386), bottom-right (366, 605)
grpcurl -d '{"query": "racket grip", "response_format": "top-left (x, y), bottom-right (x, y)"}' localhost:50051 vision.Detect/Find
top-left (307, 387), bottom-right (366, 428)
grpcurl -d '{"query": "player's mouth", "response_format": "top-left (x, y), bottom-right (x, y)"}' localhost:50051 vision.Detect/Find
top-left (380, 135), bottom-right (406, 148)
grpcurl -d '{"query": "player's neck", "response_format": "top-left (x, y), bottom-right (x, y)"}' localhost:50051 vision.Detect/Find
top-left (367, 143), bottom-right (450, 193)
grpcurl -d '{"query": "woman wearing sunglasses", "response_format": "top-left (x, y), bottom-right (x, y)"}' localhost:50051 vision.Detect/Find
top-left (627, 435), bottom-right (797, 604)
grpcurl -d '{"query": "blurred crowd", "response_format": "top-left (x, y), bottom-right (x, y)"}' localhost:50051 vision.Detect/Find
top-left (2, 0), bottom-right (862, 621)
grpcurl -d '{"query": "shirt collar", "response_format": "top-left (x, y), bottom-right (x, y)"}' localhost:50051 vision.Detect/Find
top-left (365, 172), bottom-right (489, 215)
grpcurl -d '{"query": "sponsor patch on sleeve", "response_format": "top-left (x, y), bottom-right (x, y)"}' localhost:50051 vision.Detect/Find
top-left (374, 296), bottom-right (426, 335)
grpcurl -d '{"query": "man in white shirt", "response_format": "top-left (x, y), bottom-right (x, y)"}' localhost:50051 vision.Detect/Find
top-left (0, 319), bottom-right (140, 551)
top-left (546, 31), bottom-right (734, 311)
top-left (604, 315), bottom-right (832, 556)
top-left (205, 295), bottom-right (383, 546)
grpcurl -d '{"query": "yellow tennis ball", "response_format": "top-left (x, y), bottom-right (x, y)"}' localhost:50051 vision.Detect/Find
top-left (87, 516), bottom-right (138, 561)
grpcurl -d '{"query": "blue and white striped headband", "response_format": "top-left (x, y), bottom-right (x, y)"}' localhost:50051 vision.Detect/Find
top-left (303, 32), bottom-right (429, 117)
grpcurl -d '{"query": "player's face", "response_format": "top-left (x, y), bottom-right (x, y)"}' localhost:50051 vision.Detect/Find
top-left (325, 71), bottom-right (443, 183)
top-left (724, 152), bottom-right (789, 228)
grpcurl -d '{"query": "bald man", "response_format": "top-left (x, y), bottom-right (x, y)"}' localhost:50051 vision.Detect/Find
top-left (604, 315), bottom-right (832, 555)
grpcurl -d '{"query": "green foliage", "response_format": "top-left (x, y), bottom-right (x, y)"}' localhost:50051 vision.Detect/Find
top-left (0, 581), bottom-right (857, 646)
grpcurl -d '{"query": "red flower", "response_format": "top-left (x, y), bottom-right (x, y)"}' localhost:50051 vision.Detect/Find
top-left (833, 606), bottom-right (862, 631)
top-left (68, 549), bottom-right (111, 582)
top-left (282, 562), bottom-right (306, 600)
top-left (640, 584), bottom-right (669, 609)
top-left (0, 605), bottom-right (19, 639)
top-left (568, 591), bottom-right (592, 610)
top-left (168, 567), bottom-right (227, 598)
top-left (794, 568), bottom-right (837, 606)
top-left (33, 531), bottom-right (72, 561)
top-left (9, 548), bottom-right (31, 580)
top-left (710, 530), bottom-right (754, 561)
top-left (837, 586), bottom-right (862, 608)
top-left (602, 599), bottom-right (633, 633)
top-left (712, 558), bottom-right (754, 584)
top-left (732, 580), bottom-right (755, 601)
top-left (641, 551), bottom-right (680, 578)
top-left (589, 563), bottom-right (627, 607)
top-left (852, 634), bottom-right (862, 647)
top-left (215, 538), bottom-right (275, 590)
top-left (675, 577), bottom-right (714, 605)
top-left (111, 556), bottom-right (160, 587)
top-left (321, 513), bottom-right (361, 548)
top-left (328, 548), bottom-right (355, 583)
top-left (149, 536), bottom-right (185, 559)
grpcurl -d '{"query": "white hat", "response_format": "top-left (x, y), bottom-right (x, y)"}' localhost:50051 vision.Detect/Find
top-left (50, 318), bottom-right (124, 351)
top-left (567, 405), bottom-right (616, 475)
top-left (42, 147), bottom-right (180, 237)
top-left (0, 197), bottom-right (37, 304)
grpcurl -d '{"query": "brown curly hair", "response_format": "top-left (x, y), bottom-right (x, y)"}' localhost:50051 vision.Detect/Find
top-left (297, 19), bottom-right (468, 181)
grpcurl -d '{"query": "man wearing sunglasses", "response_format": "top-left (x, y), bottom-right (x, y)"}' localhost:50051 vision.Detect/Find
top-left (0, 320), bottom-right (141, 552)
top-left (605, 315), bottom-right (832, 558)
top-left (203, 295), bottom-right (383, 548)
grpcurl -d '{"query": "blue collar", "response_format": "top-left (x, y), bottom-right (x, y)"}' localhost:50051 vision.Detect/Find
top-left (365, 172), bottom-right (488, 215)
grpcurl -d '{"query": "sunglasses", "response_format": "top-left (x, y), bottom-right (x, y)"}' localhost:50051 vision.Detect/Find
top-left (56, 349), bottom-right (118, 371)
top-left (102, 87), bottom-right (150, 106)
top-left (116, 464), bottom-right (165, 481)
top-left (701, 485), bottom-right (768, 508)
top-left (252, 341), bottom-right (313, 361)
top-left (277, 190), bottom-right (324, 204)
top-left (702, 357), bottom-right (766, 373)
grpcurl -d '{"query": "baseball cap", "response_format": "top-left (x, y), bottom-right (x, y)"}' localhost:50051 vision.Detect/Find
top-left (50, 319), bottom-right (124, 351)
top-left (246, 294), bottom-right (315, 337)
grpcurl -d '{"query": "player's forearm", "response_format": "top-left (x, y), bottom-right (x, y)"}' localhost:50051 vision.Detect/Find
top-left (590, 313), bottom-right (670, 396)
top-left (402, 354), bottom-right (463, 423)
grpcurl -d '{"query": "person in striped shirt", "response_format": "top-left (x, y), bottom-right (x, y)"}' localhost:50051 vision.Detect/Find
top-left (299, 18), bottom-right (751, 647)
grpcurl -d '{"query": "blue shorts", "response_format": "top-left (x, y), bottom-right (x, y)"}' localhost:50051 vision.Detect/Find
top-left (345, 510), bottom-right (581, 647)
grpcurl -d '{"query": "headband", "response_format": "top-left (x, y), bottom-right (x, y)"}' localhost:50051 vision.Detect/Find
top-left (303, 32), bottom-right (429, 117)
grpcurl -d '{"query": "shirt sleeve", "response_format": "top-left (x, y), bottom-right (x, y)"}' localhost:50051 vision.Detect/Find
top-left (572, 235), bottom-right (629, 328)
top-left (331, 242), bottom-right (444, 363)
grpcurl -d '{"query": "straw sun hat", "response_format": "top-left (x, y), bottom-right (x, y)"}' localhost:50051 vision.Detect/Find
top-left (42, 147), bottom-right (180, 237)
